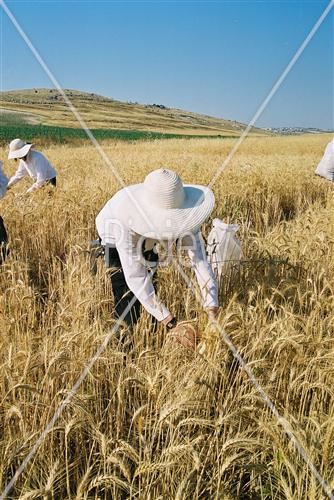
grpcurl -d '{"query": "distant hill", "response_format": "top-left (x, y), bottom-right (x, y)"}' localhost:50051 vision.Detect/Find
top-left (0, 88), bottom-right (267, 136)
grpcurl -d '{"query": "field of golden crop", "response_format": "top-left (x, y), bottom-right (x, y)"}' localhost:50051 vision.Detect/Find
top-left (0, 134), bottom-right (333, 499)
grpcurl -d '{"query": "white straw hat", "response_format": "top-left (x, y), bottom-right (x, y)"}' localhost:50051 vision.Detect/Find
top-left (116, 168), bottom-right (215, 239)
top-left (8, 138), bottom-right (33, 159)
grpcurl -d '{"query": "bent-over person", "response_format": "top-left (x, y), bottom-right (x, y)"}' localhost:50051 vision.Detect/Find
top-left (7, 139), bottom-right (57, 193)
top-left (96, 168), bottom-right (219, 346)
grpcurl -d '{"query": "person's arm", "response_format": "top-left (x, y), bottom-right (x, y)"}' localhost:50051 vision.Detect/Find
top-left (7, 161), bottom-right (28, 188)
top-left (26, 173), bottom-right (47, 193)
top-left (0, 162), bottom-right (8, 198)
top-left (186, 231), bottom-right (219, 320)
top-left (116, 228), bottom-right (171, 322)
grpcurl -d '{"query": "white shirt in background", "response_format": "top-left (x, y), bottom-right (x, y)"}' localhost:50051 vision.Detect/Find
top-left (315, 139), bottom-right (334, 182)
top-left (96, 194), bottom-right (218, 321)
top-left (8, 150), bottom-right (57, 193)
top-left (0, 161), bottom-right (8, 199)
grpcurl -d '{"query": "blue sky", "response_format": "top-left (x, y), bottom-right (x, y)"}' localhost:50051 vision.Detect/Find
top-left (0, 0), bottom-right (333, 129)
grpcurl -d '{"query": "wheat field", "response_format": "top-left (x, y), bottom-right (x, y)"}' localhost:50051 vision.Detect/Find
top-left (0, 134), bottom-right (333, 499)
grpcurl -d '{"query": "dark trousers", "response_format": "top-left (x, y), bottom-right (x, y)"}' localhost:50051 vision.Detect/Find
top-left (0, 216), bottom-right (8, 263)
top-left (46, 177), bottom-right (57, 187)
top-left (107, 246), bottom-right (158, 328)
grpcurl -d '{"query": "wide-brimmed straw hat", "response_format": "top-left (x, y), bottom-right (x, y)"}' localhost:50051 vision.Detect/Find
top-left (116, 168), bottom-right (215, 239)
top-left (8, 139), bottom-right (33, 159)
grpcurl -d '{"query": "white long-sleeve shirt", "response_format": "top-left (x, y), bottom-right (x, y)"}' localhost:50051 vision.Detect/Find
top-left (0, 161), bottom-right (8, 199)
top-left (8, 150), bottom-right (57, 193)
top-left (315, 139), bottom-right (334, 181)
top-left (96, 195), bottom-right (218, 321)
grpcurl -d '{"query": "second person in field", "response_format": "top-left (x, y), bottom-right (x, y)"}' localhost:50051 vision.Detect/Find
top-left (7, 139), bottom-right (57, 193)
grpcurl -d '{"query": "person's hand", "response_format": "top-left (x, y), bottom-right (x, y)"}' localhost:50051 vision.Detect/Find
top-left (206, 307), bottom-right (219, 323)
top-left (162, 314), bottom-right (175, 326)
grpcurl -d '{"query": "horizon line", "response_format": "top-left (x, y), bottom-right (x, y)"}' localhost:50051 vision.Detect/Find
top-left (0, 86), bottom-right (333, 131)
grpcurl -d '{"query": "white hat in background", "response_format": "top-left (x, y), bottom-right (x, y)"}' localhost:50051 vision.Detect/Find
top-left (116, 168), bottom-right (215, 239)
top-left (8, 138), bottom-right (33, 160)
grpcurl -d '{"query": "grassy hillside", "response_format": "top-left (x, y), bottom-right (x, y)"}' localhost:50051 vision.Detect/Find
top-left (0, 134), bottom-right (333, 498)
top-left (0, 88), bottom-right (267, 136)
